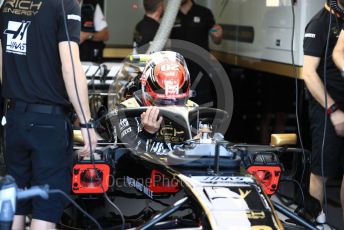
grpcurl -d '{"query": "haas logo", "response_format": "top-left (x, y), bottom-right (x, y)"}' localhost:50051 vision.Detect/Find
top-left (4, 20), bottom-right (31, 55)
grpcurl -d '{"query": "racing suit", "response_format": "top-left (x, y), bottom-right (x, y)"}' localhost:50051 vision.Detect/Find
top-left (116, 96), bottom-right (198, 154)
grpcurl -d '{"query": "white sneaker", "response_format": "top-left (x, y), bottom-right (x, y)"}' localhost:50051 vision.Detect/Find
top-left (316, 210), bottom-right (326, 224)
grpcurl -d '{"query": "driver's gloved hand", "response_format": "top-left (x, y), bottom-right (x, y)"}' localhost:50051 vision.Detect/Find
top-left (141, 107), bottom-right (163, 134)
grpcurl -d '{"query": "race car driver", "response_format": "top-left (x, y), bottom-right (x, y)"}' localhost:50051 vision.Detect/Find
top-left (116, 51), bottom-right (197, 153)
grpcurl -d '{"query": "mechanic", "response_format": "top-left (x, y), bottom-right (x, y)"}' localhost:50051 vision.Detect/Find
top-left (302, 0), bottom-right (344, 223)
top-left (0, 0), bottom-right (97, 229)
top-left (170, 0), bottom-right (223, 106)
top-left (134, 0), bottom-right (164, 52)
top-left (116, 51), bottom-right (197, 153)
top-left (170, 0), bottom-right (223, 51)
top-left (79, 0), bottom-right (109, 62)
top-left (331, 2), bottom-right (344, 222)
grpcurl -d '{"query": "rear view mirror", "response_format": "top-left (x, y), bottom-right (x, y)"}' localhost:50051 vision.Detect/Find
top-left (73, 130), bottom-right (84, 144)
top-left (270, 133), bottom-right (297, 147)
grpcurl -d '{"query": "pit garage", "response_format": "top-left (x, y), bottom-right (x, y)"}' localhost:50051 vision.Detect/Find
top-left (0, 0), bottom-right (342, 230)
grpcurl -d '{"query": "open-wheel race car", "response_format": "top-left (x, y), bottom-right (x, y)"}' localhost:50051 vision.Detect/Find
top-left (64, 52), bottom-right (321, 230)
top-left (67, 105), bottom-right (320, 230)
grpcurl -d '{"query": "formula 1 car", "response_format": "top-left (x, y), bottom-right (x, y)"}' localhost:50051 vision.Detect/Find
top-left (66, 105), bottom-right (320, 230)
top-left (62, 54), bottom-right (321, 230)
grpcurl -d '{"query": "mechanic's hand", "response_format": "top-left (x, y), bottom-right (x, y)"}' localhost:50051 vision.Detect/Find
top-left (141, 106), bottom-right (163, 134)
top-left (330, 109), bottom-right (344, 137)
top-left (80, 31), bottom-right (90, 44)
top-left (79, 128), bottom-right (98, 157)
top-left (210, 24), bottom-right (223, 43)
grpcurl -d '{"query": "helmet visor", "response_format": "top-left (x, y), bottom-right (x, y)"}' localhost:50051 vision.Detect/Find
top-left (153, 98), bottom-right (187, 106)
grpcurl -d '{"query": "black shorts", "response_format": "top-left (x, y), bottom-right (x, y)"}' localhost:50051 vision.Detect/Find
top-left (4, 108), bottom-right (73, 223)
top-left (309, 99), bottom-right (344, 177)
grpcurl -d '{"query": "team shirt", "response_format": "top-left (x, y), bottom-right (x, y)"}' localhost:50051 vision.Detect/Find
top-left (134, 15), bottom-right (160, 49)
top-left (303, 7), bottom-right (344, 105)
top-left (0, 0), bottom-right (81, 107)
top-left (171, 2), bottom-right (216, 51)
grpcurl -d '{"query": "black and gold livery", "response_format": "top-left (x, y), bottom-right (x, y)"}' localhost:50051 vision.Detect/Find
top-left (116, 96), bottom-right (197, 153)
